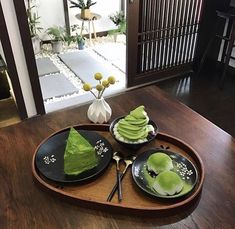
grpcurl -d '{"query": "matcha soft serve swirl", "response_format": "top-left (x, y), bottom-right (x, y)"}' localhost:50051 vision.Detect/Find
top-left (113, 106), bottom-right (155, 143)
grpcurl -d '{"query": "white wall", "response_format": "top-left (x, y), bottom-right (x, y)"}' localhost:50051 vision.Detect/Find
top-left (1, 0), bottom-right (37, 117)
top-left (69, 0), bottom-right (120, 33)
top-left (35, 0), bottom-right (66, 39)
top-left (30, 0), bottom-right (121, 39)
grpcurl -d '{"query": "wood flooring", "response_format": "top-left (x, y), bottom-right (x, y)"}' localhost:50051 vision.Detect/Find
top-left (156, 68), bottom-right (235, 137)
top-left (0, 97), bottom-right (21, 128)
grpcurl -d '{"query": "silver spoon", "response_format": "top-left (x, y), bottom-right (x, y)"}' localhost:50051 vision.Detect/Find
top-left (107, 155), bottom-right (136, 202)
top-left (112, 152), bottom-right (123, 202)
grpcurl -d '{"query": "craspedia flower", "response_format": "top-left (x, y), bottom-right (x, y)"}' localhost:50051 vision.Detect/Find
top-left (107, 76), bottom-right (116, 84)
top-left (94, 72), bottom-right (103, 80)
top-left (83, 83), bottom-right (92, 91)
top-left (96, 84), bottom-right (104, 91)
top-left (102, 80), bottom-right (110, 88)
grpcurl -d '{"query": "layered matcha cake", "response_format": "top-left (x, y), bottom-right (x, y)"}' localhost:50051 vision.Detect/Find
top-left (113, 105), bottom-right (155, 143)
top-left (64, 128), bottom-right (98, 175)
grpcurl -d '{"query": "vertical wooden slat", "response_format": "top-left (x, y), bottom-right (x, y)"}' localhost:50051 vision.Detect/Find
top-left (190, 0), bottom-right (203, 60)
top-left (159, 0), bottom-right (167, 69)
top-left (156, 0), bottom-right (164, 69)
top-left (177, 0), bottom-right (188, 64)
top-left (152, 0), bottom-right (159, 70)
top-left (148, 0), bottom-right (156, 71)
top-left (136, 0), bottom-right (203, 74)
top-left (186, 0), bottom-right (197, 62)
top-left (171, 0), bottom-right (181, 66)
top-left (163, 0), bottom-right (170, 68)
top-left (174, 0), bottom-right (183, 65)
top-left (181, 0), bottom-right (191, 63)
top-left (138, 0), bottom-right (145, 73)
top-left (165, 0), bottom-right (174, 67)
top-left (167, 0), bottom-right (176, 67)
top-left (142, 0), bottom-right (149, 72)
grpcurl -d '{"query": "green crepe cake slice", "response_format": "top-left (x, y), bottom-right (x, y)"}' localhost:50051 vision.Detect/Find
top-left (64, 128), bottom-right (98, 175)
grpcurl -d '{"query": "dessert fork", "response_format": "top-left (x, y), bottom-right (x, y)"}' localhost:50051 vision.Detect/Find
top-left (107, 155), bottom-right (136, 202)
top-left (112, 152), bottom-right (123, 202)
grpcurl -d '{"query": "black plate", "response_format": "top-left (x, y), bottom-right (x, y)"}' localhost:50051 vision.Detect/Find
top-left (35, 129), bottom-right (113, 184)
top-left (132, 148), bottom-right (198, 198)
top-left (110, 116), bottom-right (158, 150)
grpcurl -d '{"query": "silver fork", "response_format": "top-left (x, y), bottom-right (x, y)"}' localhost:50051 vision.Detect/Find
top-left (107, 155), bottom-right (137, 202)
top-left (112, 152), bottom-right (123, 202)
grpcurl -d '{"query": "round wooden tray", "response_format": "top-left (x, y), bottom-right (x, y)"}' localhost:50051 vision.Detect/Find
top-left (32, 124), bottom-right (205, 216)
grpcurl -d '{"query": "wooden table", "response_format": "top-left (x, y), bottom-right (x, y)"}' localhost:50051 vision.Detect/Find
top-left (0, 85), bottom-right (235, 228)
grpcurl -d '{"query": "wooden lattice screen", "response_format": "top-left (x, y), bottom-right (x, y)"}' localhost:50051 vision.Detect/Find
top-left (137, 0), bottom-right (203, 74)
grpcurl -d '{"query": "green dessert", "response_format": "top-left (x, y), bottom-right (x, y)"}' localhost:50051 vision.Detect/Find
top-left (64, 128), bottom-right (98, 175)
top-left (152, 171), bottom-right (183, 196)
top-left (146, 152), bottom-right (173, 174)
top-left (113, 105), bottom-right (155, 143)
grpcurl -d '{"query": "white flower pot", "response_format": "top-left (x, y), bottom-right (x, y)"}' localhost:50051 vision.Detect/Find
top-left (87, 98), bottom-right (112, 124)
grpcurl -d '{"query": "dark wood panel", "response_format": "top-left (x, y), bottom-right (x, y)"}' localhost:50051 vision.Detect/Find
top-left (13, 0), bottom-right (45, 115)
top-left (0, 2), bottom-right (27, 119)
top-left (128, 0), bottom-right (204, 87)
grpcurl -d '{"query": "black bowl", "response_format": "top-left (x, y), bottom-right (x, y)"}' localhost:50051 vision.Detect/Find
top-left (109, 116), bottom-right (158, 150)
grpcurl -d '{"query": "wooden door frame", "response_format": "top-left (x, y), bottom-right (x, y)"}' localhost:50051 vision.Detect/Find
top-left (127, 0), bottom-right (139, 87)
top-left (12, 0), bottom-right (45, 115)
top-left (0, 2), bottom-right (27, 120)
top-left (127, 0), bottom-right (204, 87)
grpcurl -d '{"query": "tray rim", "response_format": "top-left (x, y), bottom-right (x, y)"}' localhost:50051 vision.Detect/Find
top-left (32, 123), bottom-right (205, 212)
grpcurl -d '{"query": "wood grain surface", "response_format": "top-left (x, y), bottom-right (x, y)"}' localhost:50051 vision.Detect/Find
top-left (0, 85), bottom-right (235, 229)
top-left (32, 127), bottom-right (204, 215)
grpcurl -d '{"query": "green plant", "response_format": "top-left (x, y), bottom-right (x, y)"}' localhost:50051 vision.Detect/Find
top-left (69, 0), bottom-right (96, 9)
top-left (26, 0), bottom-right (43, 37)
top-left (47, 26), bottom-right (66, 41)
top-left (76, 35), bottom-right (85, 44)
top-left (108, 11), bottom-right (126, 35)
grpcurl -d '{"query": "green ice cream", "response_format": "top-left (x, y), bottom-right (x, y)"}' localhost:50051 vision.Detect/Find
top-left (114, 106), bottom-right (154, 143)
top-left (64, 128), bottom-right (98, 175)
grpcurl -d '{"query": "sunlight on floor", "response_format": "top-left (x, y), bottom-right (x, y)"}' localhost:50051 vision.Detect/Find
top-left (36, 35), bottom-right (126, 113)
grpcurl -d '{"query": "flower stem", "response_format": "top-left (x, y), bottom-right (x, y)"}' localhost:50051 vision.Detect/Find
top-left (99, 88), bottom-right (105, 98)
top-left (90, 90), bottom-right (97, 99)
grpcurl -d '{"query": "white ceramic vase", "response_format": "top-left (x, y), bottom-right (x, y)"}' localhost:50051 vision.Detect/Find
top-left (87, 98), bottom-right (112, 124)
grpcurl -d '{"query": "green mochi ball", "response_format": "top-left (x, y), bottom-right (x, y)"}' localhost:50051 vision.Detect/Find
top-left (153, 171), bottom-right (183, 196)
top-left (146, 152), bottom-right (173, 174)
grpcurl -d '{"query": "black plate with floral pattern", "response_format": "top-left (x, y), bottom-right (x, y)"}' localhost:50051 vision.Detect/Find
top-left (35, 129), bottom-right (113, 184)
top-left (132, 148), bottom-right (198, 199)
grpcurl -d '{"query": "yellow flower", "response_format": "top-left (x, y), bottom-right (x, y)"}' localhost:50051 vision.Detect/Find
top-left (107, 76), bottom-right (116, 84)
top-left (83, 83), bottom-right (92, 91)
top-left (102, 80), bottom-right (110, 88)
top-left (96, 84), bottom-right (104, 91)
top-left (94, 72), bottom-right (103, 80)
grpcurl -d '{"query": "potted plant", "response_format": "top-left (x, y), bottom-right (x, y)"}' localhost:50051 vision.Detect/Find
top-left (69, 24), bottom-right (86, 49)
top-left (47, 26), bottom-right (65, 53)
top-left (26, 0), bottom-right (43, 54)
top-left (108, 11), bottom-right (126, 42)
top-left (69, 0), bottom-right (97, 19)
top-left (76, 35), bottom-right (85, 50)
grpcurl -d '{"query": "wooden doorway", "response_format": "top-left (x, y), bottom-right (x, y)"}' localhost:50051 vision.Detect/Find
top-left (0, 2), bottom-right (27, 120)
top-left (127, 0), bottom-right (204, 87)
